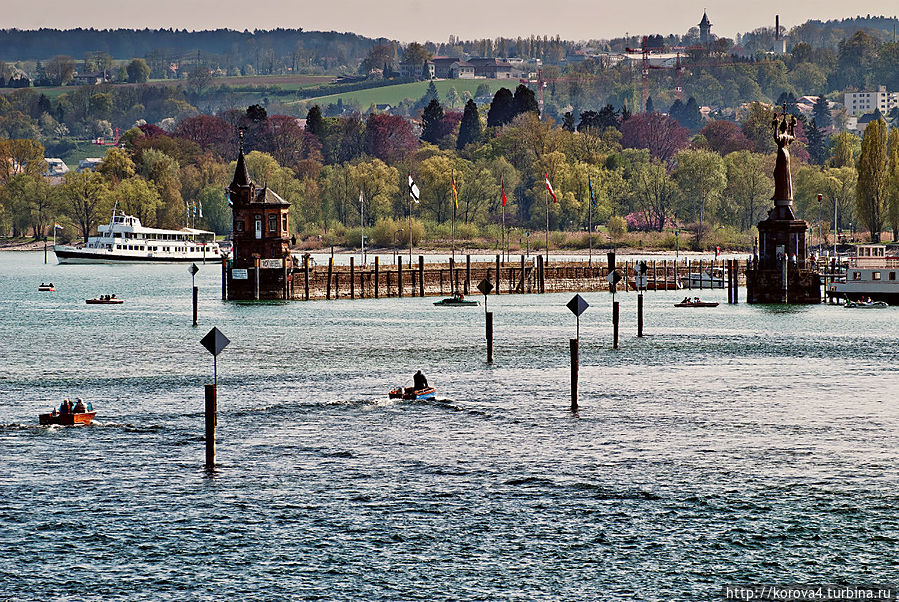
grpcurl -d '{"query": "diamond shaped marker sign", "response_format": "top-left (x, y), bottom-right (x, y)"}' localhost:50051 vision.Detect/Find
top-left (188, 263), bottom-right (200, 276)
top-left (477, 278), bottom-right (494, 296)
top-left (200, 327), bottom-right (230, 357)
top-left (606, 270), bottom-right (622, 286)
top-left (567, 294), bottom-right (589, 317)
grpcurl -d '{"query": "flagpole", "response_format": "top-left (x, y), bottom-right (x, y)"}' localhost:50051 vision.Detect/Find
top-left (545, 187), bottom-right (549, 263)
top-left (451, 170), bottom-right (456, 262)
top-left (588, 185), bottom-right (592, 268)
top-left (409, 195), bottom-right (413, 264)
top-left (361, 191), bottom-right (365, 266)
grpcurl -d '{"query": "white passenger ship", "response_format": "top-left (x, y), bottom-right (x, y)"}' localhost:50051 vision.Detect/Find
top-left (54, 212), bottom-right (221, 264)
top-left (830, 245), bottom-right (899, 304)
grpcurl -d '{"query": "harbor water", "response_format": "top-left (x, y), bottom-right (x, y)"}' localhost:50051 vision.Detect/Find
top-left (1, 251), bottom-right (898, 600)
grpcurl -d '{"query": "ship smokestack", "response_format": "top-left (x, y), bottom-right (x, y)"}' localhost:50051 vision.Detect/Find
top-left (775, 15), bottom-right (780, 40)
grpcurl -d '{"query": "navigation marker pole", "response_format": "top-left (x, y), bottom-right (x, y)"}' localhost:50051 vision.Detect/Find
top-left (200, 327), bottom-right (229, 470)
top-left (566, 294), bottom-right (589, 412)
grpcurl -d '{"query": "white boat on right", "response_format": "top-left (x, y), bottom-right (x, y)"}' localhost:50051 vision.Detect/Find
top-left (830, 245), bottom-right (899, 305)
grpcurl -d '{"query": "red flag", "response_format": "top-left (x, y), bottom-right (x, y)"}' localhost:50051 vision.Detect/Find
top-left (501, 177), bottom-right (507, 207)
top-left (544, 174), bottom-right (557, 203)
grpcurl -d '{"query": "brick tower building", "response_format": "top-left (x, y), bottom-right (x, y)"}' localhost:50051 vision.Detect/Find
top-left (225, 140), bottom-right (292, 300)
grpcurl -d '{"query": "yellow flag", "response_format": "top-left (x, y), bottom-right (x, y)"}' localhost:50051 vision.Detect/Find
top-left (451, 173), bottom-right (458, 209)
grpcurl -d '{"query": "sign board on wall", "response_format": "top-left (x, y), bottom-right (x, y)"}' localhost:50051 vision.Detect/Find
top-left (260, 259), bottom-right (284, 269)
top-left (232, 269), bottom-right (248, 280)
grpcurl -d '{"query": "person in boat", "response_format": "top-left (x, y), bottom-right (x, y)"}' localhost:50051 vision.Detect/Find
top-left (59, 398), bottom-right (69, 414)
top-left (413, 370), bottom-right (428, 391)
top-left (74, 398), bottom-right (86, 413)
top-left (49, 283), bottom-right (53, 288)
top-left (111, 294), bottom-right (116, 299)
top-left (682, 297), bottom-right (690, 304)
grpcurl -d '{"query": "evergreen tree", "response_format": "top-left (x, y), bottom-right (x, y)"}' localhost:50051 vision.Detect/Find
top-left (597, 104), bottom-right (620, 130)
top-left (813, 95), bottom-right (831, 129)
top-left (486, 87), bottom-right (514, 127)
top-left (561, 111), bottom-right (575, 132)
top-left (644, 96), bottom-right (654, 113)
top-left (37, 94), bottom-right (52, 116)
top-left (806, 119), bottom-right (827, 165)
top-left (425, 81), bottom-right (439, 103)
top-left (856, 118), bottom-right (889, 242)
top-left (621, 105), bottom-right (631, 122)
top-left (306, 105), bottom-right (325, 139)
top-left (776, 91), bottom-right (798, 114)
top-left (669, 98), bottom-right (684, 123)
top-left (457, 99), bottom-right (482, 149)
top-left (421, 99), bottom-right (445, 144)
top-left (511, 84), bottom-right (539, 118)
top-left (682, 97), bottom-right (702, 131)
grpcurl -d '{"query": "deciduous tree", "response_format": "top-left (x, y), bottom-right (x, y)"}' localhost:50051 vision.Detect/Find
top-left (60, 170), bottom-right (110, 242)
top-left (856, 118), bottom-right (888, 241)
top-left (620, 112), bottom-right (689, 164)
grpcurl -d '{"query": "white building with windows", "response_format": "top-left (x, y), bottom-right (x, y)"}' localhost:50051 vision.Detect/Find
top-left (844, 85), bottom-right (899, 117)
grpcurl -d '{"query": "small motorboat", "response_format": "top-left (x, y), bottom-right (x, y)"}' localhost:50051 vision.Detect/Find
top-left (434, 293), bottom-right (478, 306)
top-left (388, 386), bottom-right (437, 400)
top-left (674, 299), bottom-right (719, 308)
top-left (86, 296), bottom-right (123, 304)
top-left (844, 299), bottom-right (888, 308)
top-left (38, 283), bottom-right (55, 292)
top-left (39, 411), bottom-right (96, 426)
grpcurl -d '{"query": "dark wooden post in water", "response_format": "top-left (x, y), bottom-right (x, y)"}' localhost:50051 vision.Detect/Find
top-left (192, 286), bottom-right (199, 326)
top-left (254, 258), bottom-right (260, 300)
top-left (652, 260), bottom-right (658, 290)
top-left (486, 312), bottom-right (494, 363)
top-left (496, 255), bottom-right (502, 294)
top-left (519, 255), bottom-right (526, 293)
top-left (350, 257), bottom-right (355, 299)
top-left (465, 255), bottom-right (471, 295)
top-left (727, 260), bottom-right (733, 304)
top-left (613, 301), bottom-right (620, 349)
top-left (397, 256), bottom-right (403, 298)
top-left (221, 257), bottom-right (227, 300)
top-left (303, 256), bottom-right (310, 300)
top-left (326, 257), bottom-right (333, 300)
top-left (419, 255), bottom-right (425, 297)
top-left (637, 293), bottom-right (643, 337)
top-left (448, 257), bottom-right (455, 293)
top-left (733, 260), bottom-right (739, 303)
top-left (204, 384), bottom-right (216, 469)
top-left (537, 255), bottom-right (544, 293)
top-left (570, 338), bottom-right (579, 410)
top-left (374, 257), bottom-right (380, 298)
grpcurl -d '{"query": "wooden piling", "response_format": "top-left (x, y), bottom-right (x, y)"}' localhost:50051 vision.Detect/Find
top-left (537, 255), bottom-right (544, 293)
top-left (613, 301), bottom-right (620, 349)
top-left (350, 257), bottom-right (355, 299)
top-left (570, 338), bottom-right (579, 411)
top-left (727, 260), bottom-right (733, 304)
top-left (204, 384), bottom-right (216, 470)
top-left (519, 255), bottom-right (526, 293)
top-left (303, 255), bottom-right (310, 300)
top-left (449, 257), bottom-right (455, 293)
top-left (374, 256), bottom-right (379, 298)
top-left (652, 260), bottom-right (658, 290)
top-left (686, 259), bottom-right (691, 290)
top-left (192, 286), bottom-right (198, 327)
top-left (486, 311), bottom-right (494, 363)
top-left (496, 254), bottom-right (501, 294)
top-left (419, 255), bottom-right (425, 297)
top-left (465, 254), bottom-right (471, 295)
top-left (624, 261), bottom-right (630, 292)
top-left (253, 259), bottom-right (260, 300)
top-left (326, 257), bottom-right (333, 300)
top-left (734, 261), bottom-right (739, 304)
top-left (398, 256), bottom-right (403, 298)
top-left (663, 260), bottom-right (668, 290)
top-left (637, 293), bottom-right (643, 337)
top-left (221, 257), bottom-right (227, 300)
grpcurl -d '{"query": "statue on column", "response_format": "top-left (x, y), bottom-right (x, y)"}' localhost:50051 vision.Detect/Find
top-left (771, 107), bottom-right (796, 201)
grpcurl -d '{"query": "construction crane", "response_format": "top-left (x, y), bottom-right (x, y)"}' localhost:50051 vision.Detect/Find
top-left (535, 68), bottom-right (600, 119)
top-left (625, 36), bottom-right (686, 112)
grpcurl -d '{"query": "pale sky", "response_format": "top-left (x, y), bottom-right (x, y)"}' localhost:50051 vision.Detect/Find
top-left (3, 0), bottom-right (897, 43)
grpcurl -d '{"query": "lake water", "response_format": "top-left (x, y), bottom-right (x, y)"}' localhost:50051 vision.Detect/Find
top-left (1, 251), bottom-right (898, 600)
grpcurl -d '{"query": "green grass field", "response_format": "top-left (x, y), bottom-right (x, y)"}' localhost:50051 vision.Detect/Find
top-left (287, 79), bottom-right (517, 109)
top-left (56, 141), bottom-right (108, 170)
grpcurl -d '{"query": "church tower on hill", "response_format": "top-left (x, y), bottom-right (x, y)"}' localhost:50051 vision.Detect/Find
top-left (699, 11), bottom-right (712, 46)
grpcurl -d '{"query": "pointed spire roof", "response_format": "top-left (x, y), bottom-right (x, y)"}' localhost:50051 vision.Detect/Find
top-left (230, 149), bottom-right (251, 189)
top-left (699, 11), bottom-right (711, 27)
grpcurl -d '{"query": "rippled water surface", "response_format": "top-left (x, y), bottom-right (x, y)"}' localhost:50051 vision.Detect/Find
top-left (2, 251), bottom-right (898, 600)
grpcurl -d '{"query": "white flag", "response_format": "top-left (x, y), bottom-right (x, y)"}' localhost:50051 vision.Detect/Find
top-left (198, 201), bottom-right (203, 218)
top-left (408, 174), bottom-right (420, 203)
